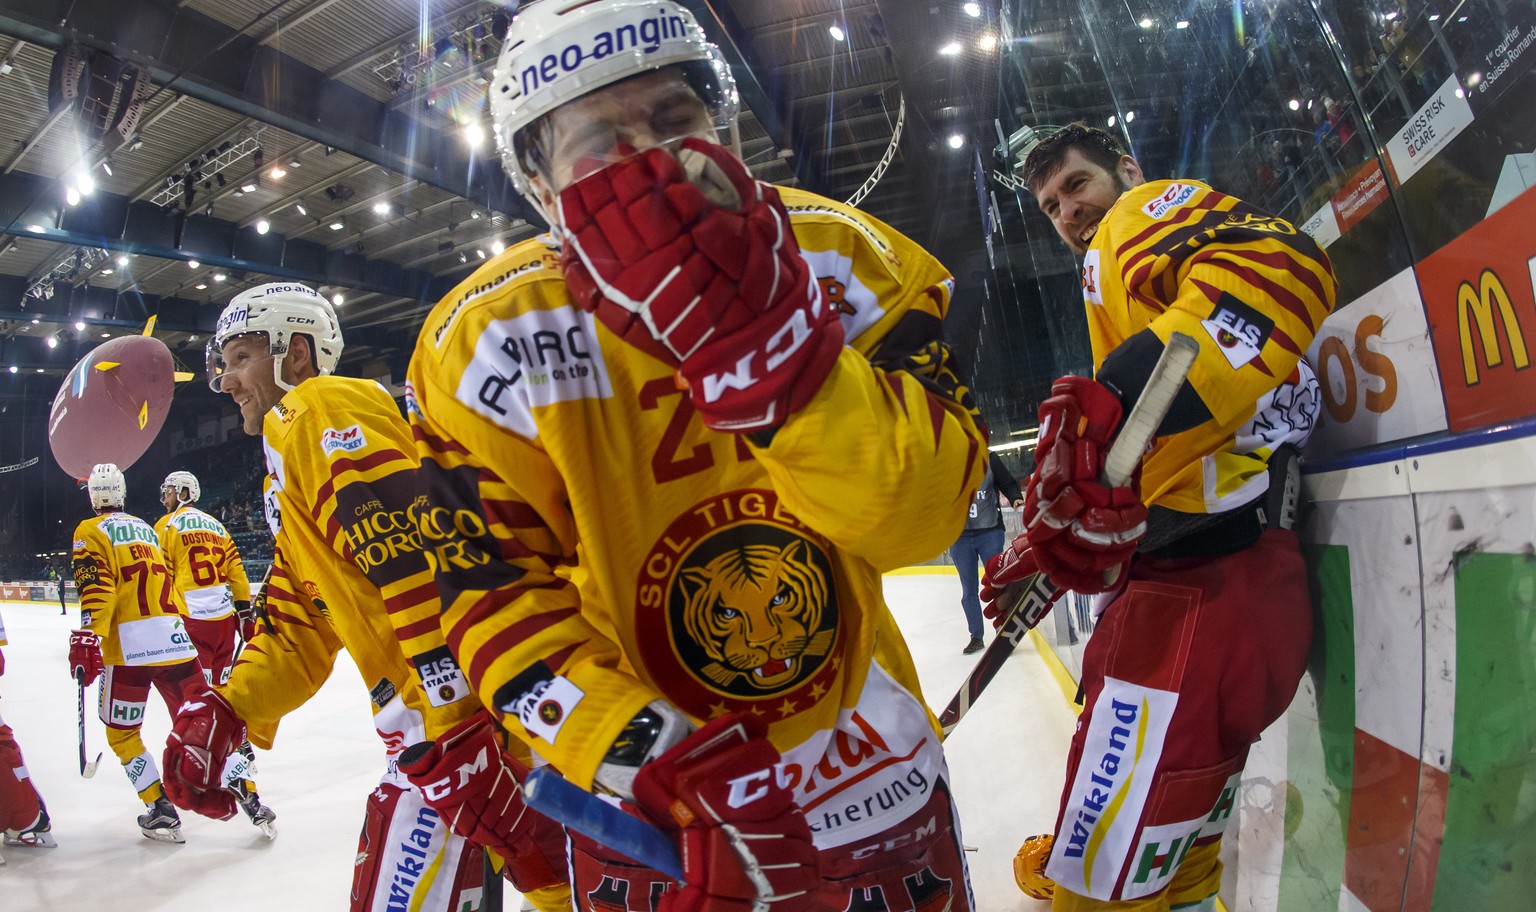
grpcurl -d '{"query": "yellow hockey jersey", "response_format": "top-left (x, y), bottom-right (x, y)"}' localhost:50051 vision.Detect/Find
top-left (221, 376), bottom-right (475, 751)
top-left (155, 506), bottom-right (250, 620)
top-left (71, 512), bottom-right (197, 667)
top-left (1084, 179), bottom-right (1335, 514)
top-left (408, 187), bottom-right (985, 849)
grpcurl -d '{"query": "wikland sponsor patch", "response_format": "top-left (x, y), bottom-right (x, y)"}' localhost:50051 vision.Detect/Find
top-left (386, 806), bottom-right (445, 908)
top-left (320, 424), bottom-right (368, 458)
top-left (118, 616), bottom-right (198, 665)
top-left (1141, 182), bottom-right (1200, 219)
top-left (1046, 676), bottom-right (1178, 900)
top-left (455, 306), bottom-right (613, 439)
top-left (1201, 292), bottom-right (1275, 370)
top-left (412, 646), bottom-right (470, 708)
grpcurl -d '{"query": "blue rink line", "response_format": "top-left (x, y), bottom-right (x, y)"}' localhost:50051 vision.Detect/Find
top-left (1303, 415), bottom-right (1536, 475)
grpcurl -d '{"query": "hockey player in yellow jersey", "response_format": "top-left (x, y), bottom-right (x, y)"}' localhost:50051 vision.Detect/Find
top-left (70, 463), bottom-right (204, 842)
top-left (154, 470), bottom-right (275, 838)
top-left (406, 2), bottom-right (988, 910)
top-left (162, 283), bottom-right (569, 912)
top-left (156, 471), bottom-right (251, 686)
top-left (981, 123), bottom-right (1335, 910)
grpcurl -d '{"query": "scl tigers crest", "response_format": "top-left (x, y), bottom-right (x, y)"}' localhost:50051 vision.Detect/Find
top-left (635, 490), bottom-right (842, 714)
top-left (678, 539), bottom-right (835, 692)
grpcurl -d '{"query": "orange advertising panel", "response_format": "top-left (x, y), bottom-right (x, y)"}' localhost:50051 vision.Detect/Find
top-left (1332, 159), bottom-right (1389, 233)
top-left (1417, 186), bottom-right (1536, 432)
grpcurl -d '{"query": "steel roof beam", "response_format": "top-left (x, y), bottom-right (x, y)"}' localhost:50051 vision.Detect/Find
top-left (0, 171), bottom-right (437, 307)
top-left (0, 0), bottom-right (540, 225)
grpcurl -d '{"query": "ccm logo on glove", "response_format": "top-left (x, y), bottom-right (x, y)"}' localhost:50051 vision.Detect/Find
top-left (700, 294), bottom-right (819, 404)
top-left (420, 747), bottom-right (490, 802)
top-left (726, 763), bottom-right (791, 809)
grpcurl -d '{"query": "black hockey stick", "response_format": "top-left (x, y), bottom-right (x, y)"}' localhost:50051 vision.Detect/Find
top-left (75, 669), bottom-right (101, 778)
top-left (482, 849), bottom-right (503, 912)
top-left (938, 331), bottom-right (1201, 739)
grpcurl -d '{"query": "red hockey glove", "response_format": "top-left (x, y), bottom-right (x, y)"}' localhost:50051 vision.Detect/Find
top-left (1023, 376), bottom-right (1148, 593)
top-left (980, 533), bottom-right (1044, 630)
top-left (233, 599), bottom-right (258, 642)
top-left (631, 712), bottom-right (820, 912)
top-left (559, 138), bottom-right (844, 432)
top-left (399, 713), bottom-right (567, 893)
top-left (163, 689), bottom-right (242, 821)
top-left (68, 629), bottom-right (103, 686)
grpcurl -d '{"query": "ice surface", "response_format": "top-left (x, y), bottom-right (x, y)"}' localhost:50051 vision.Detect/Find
top-left (0, 572), bottom-right (1073, 909)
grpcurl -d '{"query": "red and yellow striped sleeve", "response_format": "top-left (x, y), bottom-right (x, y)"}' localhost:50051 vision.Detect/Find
top-left (280, 380), bottom-right (449, 666)
top-left (71, 519), bottom-right (114, 635)
top-left (753, 190), bottom-right (986, 570)
top-left (410, 403), bottom-right (657, 788)
top-left (1096, 181), bottom-right (1336, 427)
top-left (221, 545), bottom-right (342, 749)
top-left (222, 545), bottom-right (250, 603)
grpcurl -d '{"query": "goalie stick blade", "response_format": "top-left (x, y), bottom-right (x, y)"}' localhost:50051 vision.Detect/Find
top-left (523, 768), bottom-right (684, 881)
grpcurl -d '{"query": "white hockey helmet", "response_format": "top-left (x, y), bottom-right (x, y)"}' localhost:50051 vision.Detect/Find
top-left (88, 463), bottom-right (126, 511)
top-left (207, 282), bottom-right (343, 392)
top-left (489, 0), bottom-right (739, 222)
top-left (161, 470), bottom-right (200, 505)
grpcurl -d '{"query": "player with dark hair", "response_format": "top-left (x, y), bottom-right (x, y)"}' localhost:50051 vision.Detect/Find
top-left (982, 122), bottom-right (1334, 910)
top-left (1, 607), bottom-right (55, 857)
top-left (405, 2), bottom-right (989, 910)
top-left (70, 462), bottom-right (204, 842)
top-left (162, 284), bottom-right (569, 911)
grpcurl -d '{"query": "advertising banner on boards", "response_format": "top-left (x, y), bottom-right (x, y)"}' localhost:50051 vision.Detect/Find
top-left (1416, 185), bottom-right (1536, 432)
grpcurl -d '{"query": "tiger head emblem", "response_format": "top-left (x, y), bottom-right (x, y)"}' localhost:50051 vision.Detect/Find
top-left (677, 540), bottom-right (836, 692)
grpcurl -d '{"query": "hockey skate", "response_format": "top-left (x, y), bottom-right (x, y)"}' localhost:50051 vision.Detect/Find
top-left (232, 780), bottom-right (278, 840)
top-left (3, 805), bottom-right (57, 848)
top-left (138, 796), bottom-right (185, 843)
